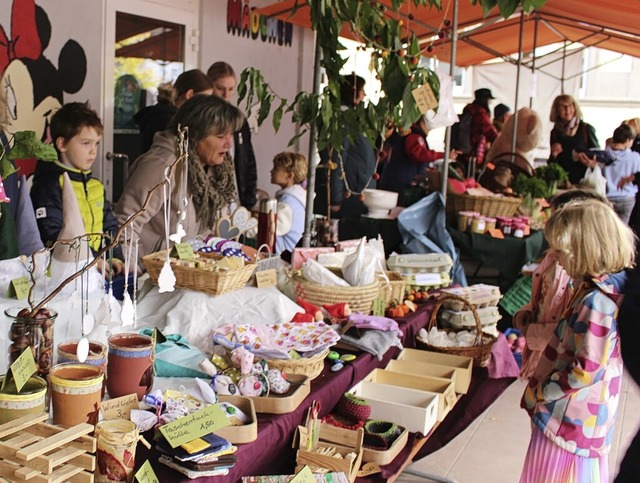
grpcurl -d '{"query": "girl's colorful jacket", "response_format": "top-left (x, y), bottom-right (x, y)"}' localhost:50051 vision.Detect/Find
top-left (521, 272), bottom-right (627, 457)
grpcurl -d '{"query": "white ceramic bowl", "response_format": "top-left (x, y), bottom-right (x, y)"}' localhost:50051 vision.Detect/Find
top-left (363, 189), bottom-right (399, 218)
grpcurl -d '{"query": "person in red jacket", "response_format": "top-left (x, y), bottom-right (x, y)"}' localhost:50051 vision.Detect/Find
top-left (461, 88), bottom-right (499, 168)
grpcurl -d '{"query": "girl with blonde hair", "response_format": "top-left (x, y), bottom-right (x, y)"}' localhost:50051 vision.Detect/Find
top-left (520, 199), bottom-right (634, 483)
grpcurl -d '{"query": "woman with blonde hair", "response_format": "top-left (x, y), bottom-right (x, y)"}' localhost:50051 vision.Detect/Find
top-left (548, 94), bottom-right (599, 185)
top-left (520, 199), bottom-right (633, 483)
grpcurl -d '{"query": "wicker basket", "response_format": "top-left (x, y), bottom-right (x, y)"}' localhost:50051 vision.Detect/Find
top-left (266, 348), bottom-right (329, 380)
top-left (292, 275), bottom-right (381, 314)
top-left (142, 250), bottom-right (256, 296)
top-left (377, 271), bottom-right (406, 308)
top-left (446, 192), bottom-right (522, 223)
top-left (416, 294), bottom-right (497, 367)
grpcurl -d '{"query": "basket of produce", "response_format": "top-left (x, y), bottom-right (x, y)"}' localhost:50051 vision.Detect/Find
top-left (416, 294), bottom-right (497, 367)
top-left (446, 191), bottom-right (522, 222)
top-left (142, 249), bottom-right (256, 296)
top-left (292, 275), bottom-right (381, 315)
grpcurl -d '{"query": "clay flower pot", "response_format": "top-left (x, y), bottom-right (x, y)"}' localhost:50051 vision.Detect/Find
top-left (106, 333), bottom-right (154, 400)
top-left (48, 363), bottom-right (104, 426)
top-left (57, 340), bottom-right (107, 372)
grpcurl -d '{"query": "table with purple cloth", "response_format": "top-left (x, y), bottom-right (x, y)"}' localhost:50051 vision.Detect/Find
top-left (138, 302), bottom-right (516, 482)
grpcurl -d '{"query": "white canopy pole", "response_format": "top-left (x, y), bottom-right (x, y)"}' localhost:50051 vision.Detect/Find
top-left (510, 11), bottom-right (525, 158)
top-left (441, 0), bottom-right (459, 201)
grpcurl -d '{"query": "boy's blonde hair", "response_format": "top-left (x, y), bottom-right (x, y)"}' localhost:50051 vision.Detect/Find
top-left (273, 152), bottom-right (308, 185)
top-left (545, 199), bottom-right (635, 279)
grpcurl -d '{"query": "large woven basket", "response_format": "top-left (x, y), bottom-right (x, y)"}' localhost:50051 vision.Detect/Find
top-left (292, 275), bottom-right (381, 314)
top-left (377, 271), bottom-right (406, 308)
top-left (446, 192), bottom-right (522, 223)
top-left (416, 294), bottom-right (497, 367)
top-left (266, 348), bottom-right (329, 380)
top-left (142, 250), bottom-right (256, 296)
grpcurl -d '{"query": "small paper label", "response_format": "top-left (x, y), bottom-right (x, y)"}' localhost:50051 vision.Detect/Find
top-left (159, 404), bottom-right (231, 448)
top-left (488, 228), bottom-right (505, 239)
top-left (171, 242), bottom-right (195, 260)
top-left (357, 462), bottom-right (382, 477)
top-left (291, 466), bottom-right (315, 483)
top-left (255, 269), bottom-right (277, 288)
top-left (10, 347), bottom-right (38, 392)
top-left (135, 460), bottom-right (160, 483)
top-left (10, 277), bottom-right (30, 299)
top-left (100, 393), bottom-right (139, 420)
top-left (412, 83), bottom-right (438, 114)
top-left (415, 273), bottom-right (442, 285)
top-left (372, 297), bottom-right (385, 316)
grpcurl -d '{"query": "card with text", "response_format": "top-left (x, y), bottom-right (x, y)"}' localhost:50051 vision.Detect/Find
top-left (135, 460), bottom-right (159, 483)
top-left (159, 404), bottom-right (231, 448)
top-left (100, 393), bottom-right (139, 420)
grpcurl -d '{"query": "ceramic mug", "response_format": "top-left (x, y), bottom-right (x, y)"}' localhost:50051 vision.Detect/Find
top-left (106, 333), bottom-right (154, 400)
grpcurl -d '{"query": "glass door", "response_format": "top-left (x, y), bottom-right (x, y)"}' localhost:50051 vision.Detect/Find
top-left (102, 0), bottom-right (198, 202)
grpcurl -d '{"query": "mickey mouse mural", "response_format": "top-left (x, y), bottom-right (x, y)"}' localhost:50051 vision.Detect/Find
top-left (1, 0), bottom-right (87, 143)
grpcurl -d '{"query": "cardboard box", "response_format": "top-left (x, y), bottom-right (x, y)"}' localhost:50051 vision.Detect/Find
top-left (362, 369), bottom-right (456, 421)
top-left (296, 424), bottom-right (363, 483)
top-left (291, 247), bottom-right (336, 270)
top-left (351, 381), bottom-right (439, 435)
top-left (362, 426), bottom-right (408, 466)
top-left (397, 349), bottom-right (473, 394)
top-left (216, 395), bottom-right (258, 444)
top-left (246, 374), bottom-right (310, 414)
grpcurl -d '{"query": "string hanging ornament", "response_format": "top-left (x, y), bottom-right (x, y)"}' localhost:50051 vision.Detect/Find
top-left (120, 224), bottom-right (135, 326)
top-left (157, 166), bottom-right (176, 293)
top-left (76, 236), bottom-right (93, 363)
top-left (170, 125), bottom-right (189, 244)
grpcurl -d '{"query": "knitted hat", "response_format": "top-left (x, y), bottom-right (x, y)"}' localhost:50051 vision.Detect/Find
top-left (52, 172), bottom-right (92, 263)
top-left (15, 175), bottom-right (44, 256)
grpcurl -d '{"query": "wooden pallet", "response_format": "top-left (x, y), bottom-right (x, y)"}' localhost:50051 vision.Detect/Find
top-left (0, 413), bottom-right (96, 482)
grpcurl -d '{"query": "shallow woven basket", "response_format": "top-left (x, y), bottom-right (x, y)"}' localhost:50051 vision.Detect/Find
top-left (446, 192), bottom-right (522, 223)
top-left (142, 249), bottom-right (256, 296)
top-left (376, 271), bottom-right (406, 308)
top-left (265, 348), bottom-right (329, 380)
top-left (416, 294), bottom-right (497, 367)
top-left (292, 275), bottom-right (381, 314)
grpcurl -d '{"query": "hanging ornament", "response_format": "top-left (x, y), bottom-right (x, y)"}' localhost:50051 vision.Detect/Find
top-left (77, 237), bottom-right (92, 363)
top-left (121, 225), bottom-right (135, 326)
top-left (171, 126), bottom-right (190, 244)
top-left (158, 167), bottom-right (176, 293)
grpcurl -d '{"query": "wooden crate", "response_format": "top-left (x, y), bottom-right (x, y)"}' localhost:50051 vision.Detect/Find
top-left (0, 412), bottom-right (96, 482)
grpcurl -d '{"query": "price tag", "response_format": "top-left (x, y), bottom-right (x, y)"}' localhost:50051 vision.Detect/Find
top-left (9, 277), bottom-right (30, 299)
top-left (100, 394), bottom-right (139, 420)
top-left (159, 404), bottom-right (230, 448)
top-left (372, 297), bottom-right (385, 316)
top-left (135, 460), bottom-right (159, 483)
top-left (291, 466), bottom-right (315, 483)
top-left (9, 347), bottom-right (37, 392)
top-left (170, 243), bottom-right (195, 260)
top-left (255, 269), bottom-right (277, 288)
top-left (415, 273), bottom-right (442, 286)
top-left (411, 83), bottom-right (439, 114)
top-left (357, 462), bottom-right (381, 477)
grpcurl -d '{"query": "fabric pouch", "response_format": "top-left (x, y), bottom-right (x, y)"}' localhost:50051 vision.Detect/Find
top-left (140, 328), bottom-right (209, 378)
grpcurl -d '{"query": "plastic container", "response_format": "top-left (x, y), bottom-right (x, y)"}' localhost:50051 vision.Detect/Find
top-left (0, 375), bottom-right (47, 424)
top-left (5, 306), bottom-right (57, 376)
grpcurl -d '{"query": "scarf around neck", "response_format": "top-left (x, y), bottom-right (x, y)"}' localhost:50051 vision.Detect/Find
top-left (555, 116), bottom-right (579, 137)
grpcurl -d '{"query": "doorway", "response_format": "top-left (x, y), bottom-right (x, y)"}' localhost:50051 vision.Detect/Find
top-left (102, 0), bottom-right (199, 202)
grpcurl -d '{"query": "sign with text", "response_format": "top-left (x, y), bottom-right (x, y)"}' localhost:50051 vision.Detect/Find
top-left (255, 269), bottom-right (277, 288)
top-left (9, 347), bottom-right (37, 392)
top-left (371, 297), bottom-right (385, 317)
top-left (291, 465), bottom-right (315, 483)
top-left (9, 277), bottom-right (30, 299)
top-left (412, 83), bottom-right (438, 114)
top-left (100, 393), bottom-right (139, 420)
top-left (134, 460), bottom-right (160, 483)
top-left (171, 243), bottom-right (195, 260)
top-left (159, 404), bottom-right (230, 448)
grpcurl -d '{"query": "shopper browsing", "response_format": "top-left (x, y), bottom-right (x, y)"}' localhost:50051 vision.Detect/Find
top-left (270, 152), bottom-right (307, 254)
top-left (519, 199), bottom-right (633, 483)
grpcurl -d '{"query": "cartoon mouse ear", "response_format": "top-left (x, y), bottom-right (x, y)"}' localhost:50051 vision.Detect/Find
top-left (35, 5), bottom-right (51, 52)
top-left (58, 39), bottom-right (87, 94)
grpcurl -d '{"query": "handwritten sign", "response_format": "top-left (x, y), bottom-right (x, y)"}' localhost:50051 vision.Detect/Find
top-left (100, 393), bottom-right (139, 420)
top-left (159, 404), bottom-right (231, 448)
top-left (9, 347), bottom-right (37, 392)
top-left (411, 83), bottom-right (438, 114)
top-left (171, 243), bottom-right (195, 260)
top-left (134, 460), bottom-right (160, 483)
top-left (291, 465), bottom-right (315, 483)
top-left (9, 277), bottom-right (30, 299)
top-left (255, 269), bottom-right (277, 288)
top-left (372, 297), bottom-right (385, 317)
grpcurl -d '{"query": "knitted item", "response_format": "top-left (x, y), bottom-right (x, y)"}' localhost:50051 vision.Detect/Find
top-left (364, 420), bottom-right (402, 448)
top-left (336, 392), bottom-right (371, 421)
top-left (323, 413), bottom-right (365, 431)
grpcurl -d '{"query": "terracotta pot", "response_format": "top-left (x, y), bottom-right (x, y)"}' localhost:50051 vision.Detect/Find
top-left (0, 375), bottom-right (47, 424)
top-left (49, 363), bottom-right (104, 426)
top-left (107, 333), bottom-right (154, 400)
top-left (95, 419), bottom-right (139, 482)
top-left (57, 340), bottom-right (107, 370)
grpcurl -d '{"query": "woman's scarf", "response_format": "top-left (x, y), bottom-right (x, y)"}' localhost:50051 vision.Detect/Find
top-left (554, 116), bottom-right (579, 138)
top-left (188, 151), bottom-right (237, 230)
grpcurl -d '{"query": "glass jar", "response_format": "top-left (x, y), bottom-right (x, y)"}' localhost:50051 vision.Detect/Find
top-left (5, 306), bottom-right (58, 376)
top-left (470, 217), bottom-right (486, 235)
top-left (314, 217), bottom-right (339, 247)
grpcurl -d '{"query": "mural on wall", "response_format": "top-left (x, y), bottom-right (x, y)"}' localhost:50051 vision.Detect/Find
top-left (0, 0), bottom-right (87, 142)
top-left (227, 0), bottom-right (294, 47)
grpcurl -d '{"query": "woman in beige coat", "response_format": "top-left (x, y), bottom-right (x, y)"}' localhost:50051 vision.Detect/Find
top-left (115, 95), bottom-right (243, 259)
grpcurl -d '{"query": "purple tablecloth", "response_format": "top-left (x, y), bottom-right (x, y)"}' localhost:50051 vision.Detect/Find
top-left (138, 302), bottom-right (515, 482)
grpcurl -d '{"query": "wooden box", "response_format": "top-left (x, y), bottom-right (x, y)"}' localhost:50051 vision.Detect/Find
top-left (362, 426), bottom-right (409, 466)
top-left (216, 395), bottom-right (258, 444)
top-left (246, 374), bottom-right (310, 414)
top-left (397, 348), bottom-right (473, 394)
top-left (296, 424), bottom-right (363, 483)
top-left (362, 369), bottom-right (456, 421)
top-left (0, 412), bottom-right (96, 482)
top-left (351, 381), bottom-right (439, 435)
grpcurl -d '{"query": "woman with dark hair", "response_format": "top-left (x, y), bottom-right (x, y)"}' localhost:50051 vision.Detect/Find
top-left (173, 69), bottom-right (213, 108)
top-left (207, 61), bottom-right (257, 210)
top-left (115, 95), bottom-right (243, 259)
top-left (548, 94), bottom-right (599, 185)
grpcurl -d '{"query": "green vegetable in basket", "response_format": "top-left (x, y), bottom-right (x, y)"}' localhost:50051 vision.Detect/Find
top-left (513, 174), bottom-right (550, 199)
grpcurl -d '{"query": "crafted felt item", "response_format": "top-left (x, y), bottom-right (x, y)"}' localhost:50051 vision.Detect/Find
top-left (214, 374), bottom-right (238, 395)
top-left (323, 303), bottom-right (351, 319)
top-left (266, 369), bottom-right (290, 394)
top-left (15, 175), bottom-right (44, 255)
top-left (53, 172), bottom-right (92, 263)
top-left (231, 346), bottom-right (255, 375)
top-left (296, 297), bottom-right (323, 321)
top-left (337, 392), bottom-right (371, 421)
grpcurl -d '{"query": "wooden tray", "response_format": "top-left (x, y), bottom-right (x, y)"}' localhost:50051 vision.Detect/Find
top-left (216, 395), bottom-right (258, 444)
top-left (0, 412), bottom-right (96, 482)
top-left (362, 427), bottom-right (408, 466)
top-left (246, 374), bottom-right (310, 414)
